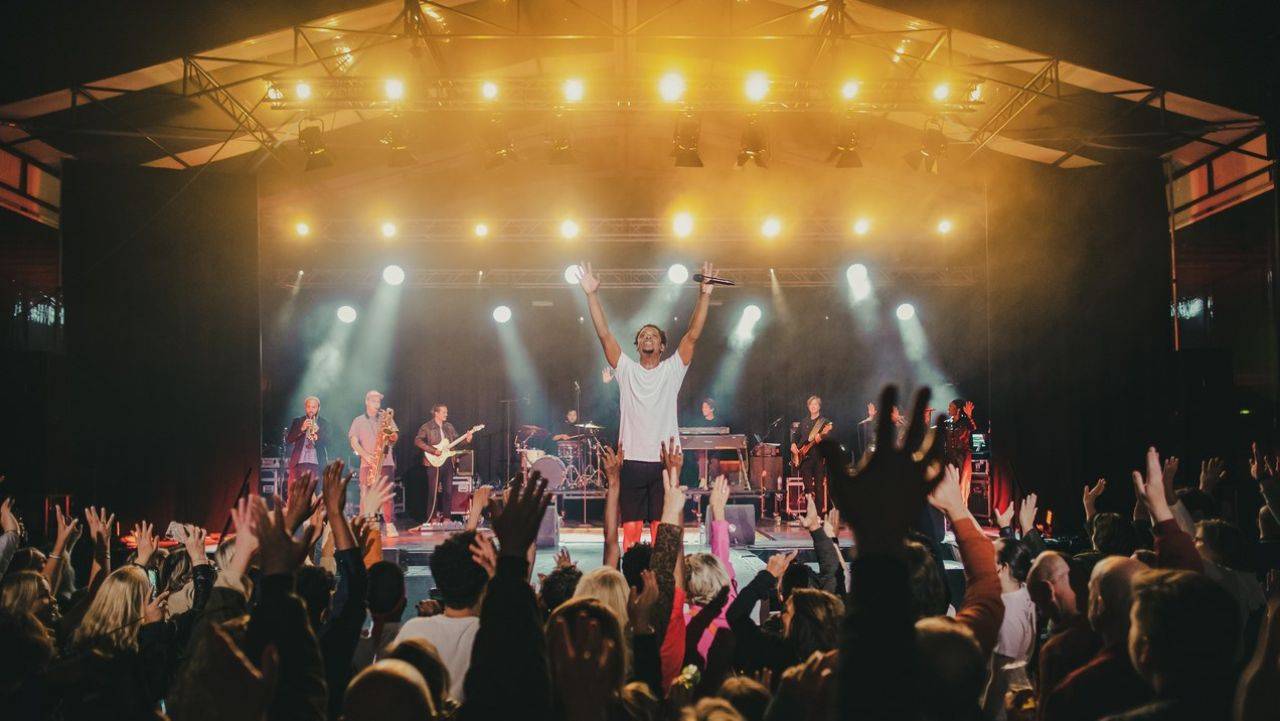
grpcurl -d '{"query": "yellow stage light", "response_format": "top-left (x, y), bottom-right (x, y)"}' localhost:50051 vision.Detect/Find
top-left (932, 83), bottom-right (951, 101)
top-left (295, 82), bottom-right (312, 100)
top-left (380, 221), bottom-right (397, 238)
top-left (672, 212), bottom-right (694, 238)
top-left (295, 222), bottom-right (311, 237)
top-left (809, 4), bottom-right (828, 19)
top-left (474, 223), bottom-right (489, 238)
top-left (853, 218), bottom-right (870, 236)
top-left (659, 72), bottom-right (687, 103)
top-left (385, 79), bottom-right (405, 101)
top-left (481, 81), bottom-right (499, 100)
top-left (563, 78), bottom-right (585, 103)
top-left (761, 216), bottom-right (782, 238)
top-left (841, 80), bottom-right (860, 100)
top-left (745, 72), bottom-right (769, 102)
top-left (937, 219), bottom-right (953, 234)
top-left (560, 219), bottom-right (581, 239)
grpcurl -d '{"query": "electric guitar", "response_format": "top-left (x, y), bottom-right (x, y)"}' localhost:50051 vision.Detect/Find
top-left (791, 419), bottom-right (833, 466)
top-left (424, 424), bottom-right (485, 467)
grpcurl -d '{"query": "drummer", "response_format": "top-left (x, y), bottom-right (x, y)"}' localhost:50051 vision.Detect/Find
top-left (551, 408), bottom-right (581, 442)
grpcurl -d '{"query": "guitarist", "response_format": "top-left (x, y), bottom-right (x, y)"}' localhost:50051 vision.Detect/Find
top-left (790, 395), bottom-right (834, 511)
top-left (414, 404), bottom-right (474, 522)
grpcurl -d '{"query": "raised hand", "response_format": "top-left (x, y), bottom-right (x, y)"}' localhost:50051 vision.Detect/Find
top-left (555, 547), bottom-right (575, 569)
top-left (360, 474), bottom-right (394, 518)
top-left (54, 505), bottom-right (82, 550)
top-left (144, 590), bottom-right (171, 623)
top-left (1197, 457), bottom-right (1225, 495)
top-left (1251, 443), bottom-right (1277, 482)
top-left (660, 467), bottom-right (686, 525)
top-left (184, 525), bottom-right (209, 566)
top-left (466, 485), bottom-right (493, 531)
top-left (470, 533), bottom-right (498, 578)
top-left (601, 443), bottom-right (623, 486)
top-left (1160, 455), bottom-right (1180, 507)
top-left (351, 515), bottom-right (375, 553)
top-left (823, 507), bottom-right (840, 539)
top-left (229, 497), bottom-right (260, 559)
top-left (801, 494), bottom-right (823, 532)
top-left (132, 520), bottom-right (157, 566)
top-left (1082, 477), bottom-right (1107, 520)
top-left (927, 465), bottom-right (967, 520)
top-left (628, 569), bottom-right (660, 634)
top-left (601, 366), bottom-right (613, 384)
top-left (249, 497), bottom-right (312, 575)
top-left (709, 475), bottom-right (730, 522)
top-left (550, 611), bottom-right (618, 721)
top-left (1017, 493), bottom-right (1039, 534)
top-left (321, 460), bottom-right (353, 513)
top-left (1, 498), bottom-right (19, 535)
top-left (1133, 446), bottom-right (1173, 523)
top-left (766, 550), bottom-right (798, 579)
top-left (660, 437), bottom-right (683, 476)
top-left (994, 502), bottom-right (1015, 530)
top-left (577, 261), bottom-right (600, 294)
top-left (488, 472), bottom-right (551, 559)
top-left (823, 385), bottom-right (943, 555)
top-left (963, 400), bottom-right (975, 418)
top-left (698, 261), bottom-right (716, 293)
top-left (283, 471), bottom-right (320, 533)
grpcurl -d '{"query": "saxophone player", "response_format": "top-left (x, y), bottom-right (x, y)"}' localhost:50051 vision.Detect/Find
top-left (348, 389), bottom-right (400, 536)
top-left (286, 396), bottom-right (329, 485)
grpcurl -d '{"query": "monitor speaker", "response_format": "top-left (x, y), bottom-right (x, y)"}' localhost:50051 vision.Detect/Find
top-left (451, 477), bottom-right (472, 515)
top-left (722, 504), bottom-right (757, 547)
top-left (535, 505), bottom-right (560, 548)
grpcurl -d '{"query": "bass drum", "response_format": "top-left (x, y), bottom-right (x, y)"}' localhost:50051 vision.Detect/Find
top-left (530, 456), bottom-right (567, 489)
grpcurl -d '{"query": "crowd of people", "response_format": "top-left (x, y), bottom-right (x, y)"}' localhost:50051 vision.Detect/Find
top-left (2, 385), bottom-right (1279, 721)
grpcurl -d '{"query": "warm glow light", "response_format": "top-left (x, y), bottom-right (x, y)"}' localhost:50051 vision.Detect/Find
top-left (745, 72), bottom-right (769, 102)
top-left (809, 4), bottom-right (828, 19)
top-left (385, 79), bottom-right (405, 100)
top-left (564, 264), bottom-right (583, 285)
top-left (932, 83), bottom-right (951, 101)
top-left (380, 221), bottom-right (397, 238)
top-left (474, 222), bottom-right (489, 238)
top-left (760, 216), bottom-right (782, 238)
top-left (847, 264), bottom-right (872, 301)
top-left (672, 212), bottom-right (694, 238)
top-left (668, 263), bottom-right (690, 284)
top-left (659, 72), bottom-right (687, 103)
top-left (841, 80), bottom-right (860, 100)
top-left (969, 83), bottom-right (983, 102)
top-left (563, 78), bottom-right (585, 103)
top-left (937, 219), bottom-right (953, 234)
top-left (492, 305), bottom-right (512, 323)
top-left (892, 44), bottom-right (906, 63)
top-left (295, 222), bottom-right (311, 237)
top-left (896, 303), bottom-right (916, 321)
top-left (560, 219), bottom-right (581, 239)
top-left (743, 304), bottom-right (762, 323)
top-left (853, 218), bottom-right (871, 235)
top-left (295, 82), bottom-right (312, 100)
top-left (481, 81), bottom-right (499, 100)
top-left (337, 305), bottom-right (357, 323)
top-left (382, 264), bottom-right (405, 286)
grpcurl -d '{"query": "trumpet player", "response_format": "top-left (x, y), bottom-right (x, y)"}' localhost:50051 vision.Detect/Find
top-left (286, 396), bottom-right (330, 484)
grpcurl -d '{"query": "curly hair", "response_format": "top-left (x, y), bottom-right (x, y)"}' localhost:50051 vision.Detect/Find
top-left (539, 565), bottom-right (583, 616)
top-left (430, 531), bottom-right (489, 610)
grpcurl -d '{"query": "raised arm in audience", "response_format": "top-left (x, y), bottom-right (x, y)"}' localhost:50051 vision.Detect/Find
top-left (1132, 446), bottom-right (1204, 573)
top-left (801, 494), bottom-right (841, 594)
top-left (602, 444), bottom-right (623, 568)
top-left (928, 465), bottom-right (1004, 657)
top-left (42, 506), bottom-right (81, 590)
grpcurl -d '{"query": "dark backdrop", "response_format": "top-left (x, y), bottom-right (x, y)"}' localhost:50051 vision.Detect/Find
top-left (60, 162), bottom-right (260, 529)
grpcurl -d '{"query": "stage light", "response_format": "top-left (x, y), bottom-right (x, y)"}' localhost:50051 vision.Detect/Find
top-left (668, 263), bottom-right (690, 284)
top-left (295, 222), bottom-right (311, 237)
top-left (381, 122), bottom-right (415, 167)
top-left (380, 221), bottom-right (397, 238)
top-left (736, 115), bottom-right (768, 167)
top-left (298, 120), bottom-right (332, 171)
top-left (672, 212), bottom-right (694, 238)
top-left (969, 83), bottom-right (983, 102)
top-left (483, 114), bottom-right (517, 167)
top-left (563, 78), bottom-right (585, 103)
top-left (809, 3), bottom-right (828, 19)
top-left (560, 219), bottom-right (580, 239)
top-left (827, 115), bottom-right (861, 168)
top-left (492, 305), bottom-right (512, 323)
top-left (847, 263), bottom-right (872, 302)
top-left (548, 110), bottom-right (576, 165)
top-left (892, 43), bottom-right (906, 63)
top-left (295, 82), bottom-right (312, 100)
top-left (841, 80), bottom-right (860, 100)
top-left (481, 81), bottom-right (499, 100)
top-left (896, 303), bottom-right (916, 320)
top-left (659, 72), bottom-right (686, 103)
top-left (385, 79), bottom-right (405, 101)
top-left (564, 264), bottom-right (583, 285)
top-left (905, 119), bottom-right (947, 173)
top-left (337, 305), bottom-right (357, 323)
top-left (672, 112), bottom-right (703, 167)
top-left (761, 217), bottom-right (782, 238)
top-left (267, 84), bottom-right (284, 101)
top-left (937, 219), bottom-right (953, 234)
top-left (932, 83), bottom-right (951, 101)
top-left (382, 264), bottom-right (405, 286)
top-left (745, 73), bottom-right (769, 102)
top-left (847, 263), bottom-right (868, 282)
top-left (743, 304), bottom-right (762, 323)
top-left (474, 222), bottom-right (490, 238)
top-left (853, 218), bottom-right (871, 235)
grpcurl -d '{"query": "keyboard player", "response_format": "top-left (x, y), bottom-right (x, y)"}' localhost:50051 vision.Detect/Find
top-left (687, 397), bottom-right (724, 485)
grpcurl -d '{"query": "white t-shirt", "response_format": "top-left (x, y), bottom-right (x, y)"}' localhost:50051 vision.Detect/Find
top-left (614, 352), bottom-right (688, 462)
top-left (993, 585), bottom-right (1036, 660)
top-left (391, 615), bottom-right (480, 701)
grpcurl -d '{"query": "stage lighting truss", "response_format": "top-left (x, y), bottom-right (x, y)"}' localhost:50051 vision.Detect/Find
top-left (482, 113), bottom-right (518, 167)
top-left (546, 109), bottom-right (576, 165)
top-left (904, 116), bottom-right (948, 173)
top-left (827, 114), bottom-right (862, 168)
top-left (736, 115), bottom-right (769, 168)
top-left (380, 116), bottom-right (415, 167)
top-left (297, 117), bottom-right (332, 171)
top-left (671, 112), bottom-right (703, 167)
top-left (264, 77), bottom-right (984, 114)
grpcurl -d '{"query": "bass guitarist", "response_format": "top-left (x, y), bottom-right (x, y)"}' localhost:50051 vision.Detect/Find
top-left (414, 404), bottom-right (475, 522)
top-left (790, 395), bottom-right (834, 512)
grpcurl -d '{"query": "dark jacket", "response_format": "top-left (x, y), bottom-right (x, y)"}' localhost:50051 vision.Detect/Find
top-left (287, 415), bottom-right (331, 468)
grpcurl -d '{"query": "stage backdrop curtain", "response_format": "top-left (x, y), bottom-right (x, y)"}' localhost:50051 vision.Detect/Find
top-left (986, 160), bottom-right (1173, 535)
top-left (60, 161), bottom-right (260, 530)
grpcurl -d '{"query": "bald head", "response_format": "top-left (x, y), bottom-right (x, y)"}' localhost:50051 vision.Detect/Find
top-left (342, 660), bottom-right (434, 721)
top-left (1027, 551), bottom-right (1076, 620)
top-left (1087, 556), bottom-right (1146, 642)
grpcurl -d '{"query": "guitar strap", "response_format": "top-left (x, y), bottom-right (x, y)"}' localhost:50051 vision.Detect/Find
top-left (807, 416), bottom-right (830, 443)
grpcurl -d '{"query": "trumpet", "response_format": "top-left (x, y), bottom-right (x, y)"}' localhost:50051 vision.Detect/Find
top-left (304, 414), bottom-right (319, 442)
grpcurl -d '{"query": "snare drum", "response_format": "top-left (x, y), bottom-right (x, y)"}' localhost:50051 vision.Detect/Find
top-left (556, 440), bottom-right (582, 466)
top-left (530, 456), bottom-right (567, 489)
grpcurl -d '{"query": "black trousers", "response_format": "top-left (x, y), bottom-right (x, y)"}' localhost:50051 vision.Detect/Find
top-left (798, 454), bottom-right (828, 510)
top-left (425, 459), bottom-right (456, 519)
top-left (619, 460), bottom-right (665, 523)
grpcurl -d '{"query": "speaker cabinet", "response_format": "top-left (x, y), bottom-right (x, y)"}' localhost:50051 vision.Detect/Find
top-left (722, 504), bottom-right (757, 547)
top-left (750, 456), bottom-right (784, 491)
top-left (451, 477), bottom-right (472, 515)
top-left (535, 505), bottom-right (560, 548)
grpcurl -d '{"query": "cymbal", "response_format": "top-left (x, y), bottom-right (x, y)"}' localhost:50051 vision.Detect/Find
top-left (574, 422), bottom-right (606, 430)
top-left (517, 424), bottom-right (547, 434)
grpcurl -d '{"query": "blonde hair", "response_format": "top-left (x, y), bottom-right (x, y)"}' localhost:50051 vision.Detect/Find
top-left (685, 552), bottom-right (731, 606)
top-left (572, 566), bottom-right (630, 630)
top-left (0, 570), bottom-right (49, 616)
top-left (72, 565), bottom-right (152, 651)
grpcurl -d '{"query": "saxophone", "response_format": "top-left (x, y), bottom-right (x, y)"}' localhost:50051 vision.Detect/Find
top-left (304, 414), bottom-right (319, 442)
top-left (368, 408), bottom-right (398, 484)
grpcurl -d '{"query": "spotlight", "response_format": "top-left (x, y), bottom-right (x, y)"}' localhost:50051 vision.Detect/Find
top-left (337, 305), bottom-right (358, 323)
top-left (380, 221), bottom-right (397, 238)
top-left (853, 218), bottom-right (871, 235)
top-left (809, 4), bottom-right (828, 19)
top-left (385, 78), bottom-right (405, 101)
top-left (295, 82), bottom-right (312, 100)
top-left (904, 118), bottom-right (947, 173)
top-left (896, 303), bottom-right (916, 320)
top-left (761, 217), bottom-right (782, 238)
top-left (564, 264), bottom-right (583, 285)
top-left (841, 80), bottom-right (860, 100)
top-left (847, 263), bottom-right (872, 301)
top-left (492, 305), bottom-right (512, 323)
top-left (743, 304), bottom-right (762, 322)
top-left (563, 78), bottom-right (585, 103)
top-left (381, 121), bottom-right (415, 167)
top-left (560, 219), bottom-right (580, 239)
top-left (547, 110), bottom-right (575, 165)
top-left (937, 219), bottom-right (953, 234)
top-left (744, 72), bottom-right (769, 102)
top-left (846, 263), bottom-right (868, 282)
top-left (672, 212), bottom-right (694, 238)
top-left (931, 83), bottom-right (951, 101)
top-left (382, 264), bottom-right (405, 285)
top-left (892, 43), bottom-right (906, 63)
top-left (483, 114), bottom-right (517, 167)
top-left (295, 222), bottom-right (311, 237)
top-left (827, 115), bottom-right (861, 168)
top-left (668, 263), bottom-right (690, 284)
top-left (672, 112), bottom-right (703, 167)
top-left (481, 81), bottom-right (499, 100)
top-left (659, 72), bottom-right (686, 103)
top-left (736, 115), bottom-right (768, 168)
top-left (298, 120), bottom-right (332, 171)
top-left (968, 83), bottom-right (983, 102)
top-left (474, 223), bottom-right (490, 238)
top-left (734, 303), bottom-right (763, 342)
top-left (267, 84), bottom-right (284, 101)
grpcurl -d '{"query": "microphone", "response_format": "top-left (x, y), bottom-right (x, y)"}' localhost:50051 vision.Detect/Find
top-left (692, 273), bottom-right (736, 287)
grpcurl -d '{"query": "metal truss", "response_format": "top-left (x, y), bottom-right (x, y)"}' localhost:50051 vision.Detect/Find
top-left (964, 60), bottom-right (1058, 161)
top-left (272, 265), bottom-right (978, 289)
top-left (183, 59), bottom-right (289, 167)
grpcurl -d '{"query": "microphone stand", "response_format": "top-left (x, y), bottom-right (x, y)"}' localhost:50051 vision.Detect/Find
top-left (498, 398), bottom-right (522, 486)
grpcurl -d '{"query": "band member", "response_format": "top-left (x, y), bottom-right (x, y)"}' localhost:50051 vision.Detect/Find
top-left (939, 398), bottom-right (978, 499)
top-left (698, 397), bottom-right (718, 425)
top-left (414, 404), bottom-right (473, 522)
top-left (578, 260), bottom-right (717, 550)
top-left (690, 397), bottom-right (725, 485)
top-left (286, 396), bottom-right (329, 484)
top-left (790, 395), bottom-right (834, 511)
top-left (552, 408), bottom-right (580, 441)
top-left (855, 401), bottom-right (877, 460)
top-left (349, 390), bottom-right (399, 536)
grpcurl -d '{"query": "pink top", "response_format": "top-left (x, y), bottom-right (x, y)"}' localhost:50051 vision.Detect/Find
top-left (683, 519), bottom-right (737, 661)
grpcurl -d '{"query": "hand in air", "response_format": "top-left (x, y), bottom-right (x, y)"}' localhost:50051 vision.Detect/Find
top-left (660, 467), bottom-right (687, 525)
top-left (698, 261), bottom-right (716, 293)
top-left (994, 502), bottom-right (1015, 530)
top-left (1199, 457), bottom-right (1225, 495)
top-left (488, 471), bottom-right (551, 559)
top-left (1132, 447), bottom-right (1173, 523)
top-left (1082, 477), bottom-right (1106, 518)
top-left (801, 494), bottom-right (823, 532)
top-left (661, 437), bottom-right (683, 476)
top-left (1017, 493), bottom-right (1039, 534)
top-left (601, 443), bottom-right (623, 487)
top-left (132, 519), bottom-right (157, 566)
top-left (577, 261), bottom-right (600, 294)
top-left (766, 549), bottom-right (798, 579)
top-left (709, 475), bottom-right (730, 522)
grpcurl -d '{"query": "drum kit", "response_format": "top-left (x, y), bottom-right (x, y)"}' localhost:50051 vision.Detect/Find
top-left (514, 421), bottom-right (609, 490)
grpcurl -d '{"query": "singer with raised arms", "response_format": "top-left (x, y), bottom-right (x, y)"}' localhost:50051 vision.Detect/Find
top-left (578, 260), bottom-right (719, 549)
